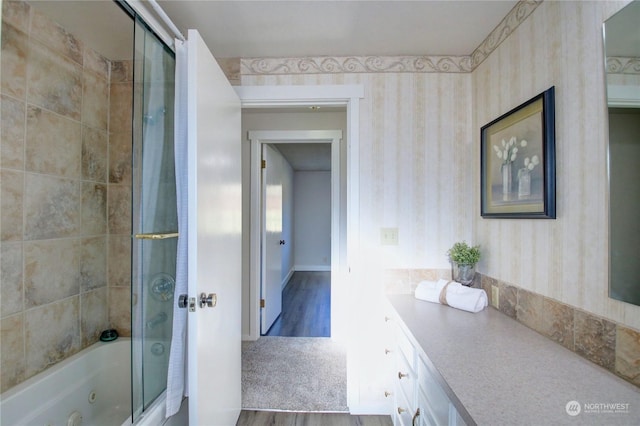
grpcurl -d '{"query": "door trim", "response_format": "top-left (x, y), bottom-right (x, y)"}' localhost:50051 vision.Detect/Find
top-left (250, 130), bottom-right (342, 337)
top-left (237, 85), bottom-right (363, 344)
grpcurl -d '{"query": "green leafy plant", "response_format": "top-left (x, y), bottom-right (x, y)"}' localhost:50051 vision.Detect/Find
top-left (447, 241), bottom-right (481, 265)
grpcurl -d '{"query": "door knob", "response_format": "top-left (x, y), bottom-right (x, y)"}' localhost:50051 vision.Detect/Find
top-left (178, 294), bottom-right (188, 308)
top-left (199, 293), bottom-right (217, 308)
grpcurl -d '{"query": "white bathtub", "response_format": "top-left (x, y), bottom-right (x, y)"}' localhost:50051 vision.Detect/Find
top-left (1, 338), bottom-right (132, 426)
top-left (0, 338), bottom-right (188, 426)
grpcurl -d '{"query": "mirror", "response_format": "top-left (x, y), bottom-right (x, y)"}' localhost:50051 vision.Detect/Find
top-left (604, 0), bottom-right (640, 306)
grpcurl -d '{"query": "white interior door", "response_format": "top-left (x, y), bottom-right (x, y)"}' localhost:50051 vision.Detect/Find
top-left (260, 144), bottom-right (283, 334)
top-left (185, 29), bottom-right (242, 425)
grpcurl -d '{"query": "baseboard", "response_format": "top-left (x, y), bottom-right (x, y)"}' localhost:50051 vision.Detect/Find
top-left (242, 333), bottom-right (259, 341)
top-left (348, 403), bottom-right (392, 416)
top-left (294, 265), bottom-right (331, 271)
top-left (281, 268), bottom-right (294, 290)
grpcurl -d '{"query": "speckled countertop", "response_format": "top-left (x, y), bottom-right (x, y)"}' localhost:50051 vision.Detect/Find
top-left (387, 295), bottom-right (640, 426)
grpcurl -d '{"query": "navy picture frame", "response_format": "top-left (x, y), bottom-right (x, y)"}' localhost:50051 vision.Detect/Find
top-left (480, 86), bottom-right (556, 219)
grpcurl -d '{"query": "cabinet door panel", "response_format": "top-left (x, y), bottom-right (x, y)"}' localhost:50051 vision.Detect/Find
top-left (417, 355), bottom-right (450, 425)
top-left (418, 387), bottom-right (437, 426)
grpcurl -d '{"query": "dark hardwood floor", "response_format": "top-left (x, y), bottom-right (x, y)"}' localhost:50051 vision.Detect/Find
top-left (236, 410), bottom-right (392, 426)
top-left (265, 271), bottom-right (330, 337)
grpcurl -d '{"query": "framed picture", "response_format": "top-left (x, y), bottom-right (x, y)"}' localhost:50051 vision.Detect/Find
top-left (480, 86), bottom-right (556, 219)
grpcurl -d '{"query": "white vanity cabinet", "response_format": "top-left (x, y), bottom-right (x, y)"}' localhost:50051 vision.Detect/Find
top-left (391, 315), bottom-right (471, 426)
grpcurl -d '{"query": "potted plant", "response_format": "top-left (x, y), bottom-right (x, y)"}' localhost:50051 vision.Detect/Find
top-left (447, 241), bottom-right (481, 286)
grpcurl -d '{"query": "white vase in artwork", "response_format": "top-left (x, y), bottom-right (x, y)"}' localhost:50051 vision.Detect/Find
top-left (518, 167), bottom-right (531, 199)
top-left (502, 162), bottom-right (512, 199)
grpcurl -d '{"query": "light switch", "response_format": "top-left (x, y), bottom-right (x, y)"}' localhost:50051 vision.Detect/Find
top-left (380, 227), bottom-right (399, 245)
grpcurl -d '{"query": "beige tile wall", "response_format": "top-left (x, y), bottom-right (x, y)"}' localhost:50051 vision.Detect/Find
top-left (108, 59), bottom-right (133, 337)
top-left (0, 1), bottom-right (132, 393)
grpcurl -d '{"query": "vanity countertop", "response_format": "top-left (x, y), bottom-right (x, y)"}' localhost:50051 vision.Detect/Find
top-left (387, 294), bottom-right (640, 426)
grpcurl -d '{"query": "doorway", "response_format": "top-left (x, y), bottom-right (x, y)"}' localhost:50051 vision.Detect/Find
top-left (236, 84), bottom-right (363, 412)
top-left (250, 131), bottom-right (341, 337)
top-left (264, 141), bottom-right (333, 337)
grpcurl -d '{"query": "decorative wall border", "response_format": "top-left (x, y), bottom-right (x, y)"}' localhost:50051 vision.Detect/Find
top-left (607, 57), bottom-right (640, 74)
top-left (241, 55), bottom-right (472, 75)
top-left (240, 0), bottom-right (543, 75)
top-left (468, 0), bottom-right (542, 70)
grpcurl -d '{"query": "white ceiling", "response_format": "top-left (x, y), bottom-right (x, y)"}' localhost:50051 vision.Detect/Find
top-left (156, 0), bottom-right (518, 58)
top-left (27, 0), bottom-right (520, 60)
top-left (274, 143), bottom-right (332, 171)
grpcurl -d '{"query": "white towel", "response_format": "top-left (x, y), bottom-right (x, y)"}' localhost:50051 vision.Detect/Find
top-left (414, 279), bottom-right (448, 303)
top-left (415, 279), bottom-right (488, 313)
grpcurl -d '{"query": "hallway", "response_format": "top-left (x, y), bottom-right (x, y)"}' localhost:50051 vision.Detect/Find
top-left (265, 271), bottom-right (330, 337)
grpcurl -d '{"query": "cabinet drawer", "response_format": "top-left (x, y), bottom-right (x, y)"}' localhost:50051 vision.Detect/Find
top-left (396, 327), bottom-right (416, 369)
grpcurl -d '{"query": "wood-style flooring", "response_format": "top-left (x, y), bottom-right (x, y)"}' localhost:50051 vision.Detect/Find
top-left (265, 271), bottom-right (330, 337)
top-left (236, 410), bottom-right (393, 426)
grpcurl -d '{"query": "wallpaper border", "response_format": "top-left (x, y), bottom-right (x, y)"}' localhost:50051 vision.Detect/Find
top-left (607, 57), bottom-right (640, 75)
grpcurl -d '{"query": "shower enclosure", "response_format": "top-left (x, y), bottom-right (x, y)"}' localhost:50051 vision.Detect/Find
top-left (0, 0), bottom-right (178, 423)
top-left (130, 13), bottom-right (178, 423)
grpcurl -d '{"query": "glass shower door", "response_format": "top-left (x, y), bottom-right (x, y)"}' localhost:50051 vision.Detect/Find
top-left (131, 16), bottom-right (177, 422)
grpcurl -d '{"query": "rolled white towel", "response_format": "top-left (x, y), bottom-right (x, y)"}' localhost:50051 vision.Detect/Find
top-left (414, 280), bottom-right (447, 303)
top-left (445, 281), bottom-right (488, 313)
top-left (415, 279), bottom-right (488, 313)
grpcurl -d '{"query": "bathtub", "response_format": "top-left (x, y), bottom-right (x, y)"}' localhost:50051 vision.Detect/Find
top-left (0, 338), bottom-right (187, 426)
top-left (1, 338), bottom-right (132, 426)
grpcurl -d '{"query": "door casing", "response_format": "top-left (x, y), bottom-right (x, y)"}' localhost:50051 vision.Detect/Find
top-left (250, 130), bottom-right (342, 336)
top-left (236, 84), bottom-right (363, 345)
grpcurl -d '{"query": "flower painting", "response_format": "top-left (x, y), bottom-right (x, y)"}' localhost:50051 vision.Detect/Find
top-left (481, 87), bottom-right (556, 218)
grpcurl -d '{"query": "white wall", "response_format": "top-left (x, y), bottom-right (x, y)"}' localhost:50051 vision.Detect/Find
top-left (293, 171), bottom-right (331, 270)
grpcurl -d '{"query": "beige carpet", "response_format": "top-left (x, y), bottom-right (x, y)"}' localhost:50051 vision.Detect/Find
top-left (241, 337), bottom-right (348, 412)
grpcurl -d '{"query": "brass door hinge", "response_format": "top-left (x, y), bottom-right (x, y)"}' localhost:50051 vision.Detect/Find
top-left (261, 159), bottom-right (266, 169)
top-left (260, 299), bottom-right (265, 308)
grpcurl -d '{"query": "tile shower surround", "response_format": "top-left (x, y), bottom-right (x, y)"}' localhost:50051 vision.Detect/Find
top-left (383, 268), bottom-right (640, 389)
top-left (0, 0), bottom-right (132, 392)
